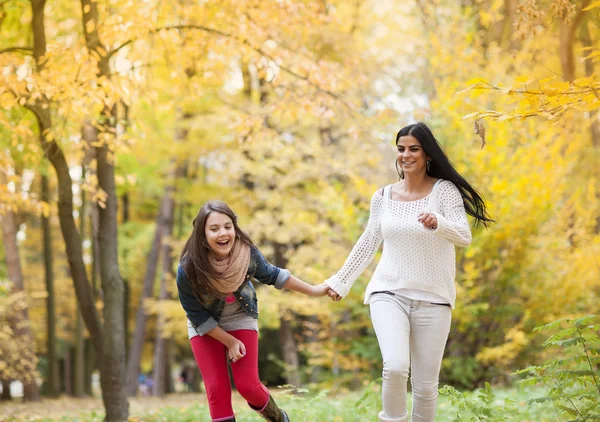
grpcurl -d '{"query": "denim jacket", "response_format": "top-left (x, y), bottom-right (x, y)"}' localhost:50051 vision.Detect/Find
top-left (177, 245), bottom-right (290, 336)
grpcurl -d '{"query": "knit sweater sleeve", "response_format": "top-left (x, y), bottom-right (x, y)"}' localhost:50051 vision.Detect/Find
top-left (431, 181), bottom-right (472, 247)
top-left (325, 192), bottom-right (384, 297)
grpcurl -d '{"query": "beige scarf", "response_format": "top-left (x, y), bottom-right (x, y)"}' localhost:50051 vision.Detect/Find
top-left (208, 239), bottom-right (251, 295)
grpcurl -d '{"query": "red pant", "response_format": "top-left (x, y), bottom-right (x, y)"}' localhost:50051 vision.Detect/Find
top-left (190, 329), bottom-right (270, 421)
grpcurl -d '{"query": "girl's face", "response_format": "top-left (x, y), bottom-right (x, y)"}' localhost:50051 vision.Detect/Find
top-left (397, 135), bottom-right (429, 177)
top-left (204, 212), bottom-right (236, 258)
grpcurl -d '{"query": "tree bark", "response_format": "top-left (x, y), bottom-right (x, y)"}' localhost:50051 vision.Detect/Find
top-left (42, 173), bottom-right (59, 397)
top-left (1, 379), bottom-right (11, 401)
top-left (559, 1), bottom-right (588, 82)
top-left (79, 0), bottom-right (129, 417)
top-left (63, 347), bottom-right (72, 395)
top-left (580, 18), bottom-right (600, 149)
top-left (83, 122), bottom-right (100, 397)
top-left (74, 159), bottom-right (87, 397)
top-left (96, 139), bottom-right (129, 418)
top-left (151, 200), bottom-right (175, 397)
top-left (122, 194), bottom-right (129, 224)
top-left (30, 0), bottom-right (104, 355)
top-left (272, 243), bottom-right (301, 387)
top-left (125, 201), bottom-right (167, 395)
top-left (122, 186), bottom-right (130, 362)
top-left (279, 315), bottom-right (301, 387)
top-left (152, 118), bottom-right (186, 396)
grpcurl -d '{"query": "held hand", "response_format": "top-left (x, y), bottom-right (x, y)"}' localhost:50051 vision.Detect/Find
top-left (418, 212), bottom-right (438, 230)
top-left (311, 283), bottom-right (332, 297)
top-left (226, 338), bottom-right (246, 363)
top-left (327, 288), bottom-right (342, 302)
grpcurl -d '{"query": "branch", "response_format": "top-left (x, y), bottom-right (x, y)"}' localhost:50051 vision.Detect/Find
top-left (107, 24), bottom-right (232, 59)
top-left (0, 46), bottom-right (33, 55)
top-left (467, 84), bottom-right (598, 96)
top-left (107, 24), bottom-right (346, 104)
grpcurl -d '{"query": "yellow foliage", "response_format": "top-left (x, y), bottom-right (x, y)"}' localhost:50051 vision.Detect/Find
top-left (476, 326), bottom-right (530, 368)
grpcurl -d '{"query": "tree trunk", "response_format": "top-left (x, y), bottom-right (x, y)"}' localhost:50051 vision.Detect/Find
top-left (82, 123), bottom-right (100, 397)
top-left (414, 0), bottom-right (439, 100)
top-left (279, 315), bottom-right (301, 387)
top-left (63, 347), bottom-right (72, 395)
top-left (42, 173), bottom-right (59, 397)
top-left (125, 206), bottom-right (166, 395)
top-left (30, 0), bottom-right (104, 356)
top-left (151, 268), bottom-right (168, 397)
top-left (122, 193), bottom-right (130, 362)
top-left (152, 167), bottom-right (178, 397)
top-left (122, 193), bottom-right (129, 223)
top-left (271, 242), bottom-right (301, 386)
top-left (77, 0), bottom-right (128, 413)
top-left (165, 345), bottom-right (174, 394)
top-left (559, 1), bottom-right (588, 82)
top-left (1, 379), bottom-right (11, 401)
top-left (151, 275), bottom-right (169, 397)
top-left (79, 0), bottom-right (129, 415)
top-left (84, 337), bottom-right (96, 397)
top-left (580, 19), bottom-right (600, 149)
top-left (95, 138), bottom-right (129, 419)
top-left (305, 315), bottom-right (323, 384)
top-left (74, 158), bottom-right (87, 398)
top-left (1, 173), bottom-right (40, 402)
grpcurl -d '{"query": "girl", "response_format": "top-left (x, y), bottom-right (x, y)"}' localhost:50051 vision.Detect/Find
top-left (177, 200), bottom-right (330, 422)
top-left (326, 122), bottom-right (493, 422)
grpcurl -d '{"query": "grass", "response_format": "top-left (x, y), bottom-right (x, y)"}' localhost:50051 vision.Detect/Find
top-left (0, 384), bottom-right (558, 422)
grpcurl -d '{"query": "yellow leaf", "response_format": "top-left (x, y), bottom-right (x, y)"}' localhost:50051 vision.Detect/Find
top-left (514, 75), bottom-right (529, 84)
top-left (86, 20), bottom-right (96, 34)
top-left (573, 76), bottom-right (594, 86)
top-left (583, 1), bottom-right (600, 11)
top-left (465, 77), bottom-right (488, 85)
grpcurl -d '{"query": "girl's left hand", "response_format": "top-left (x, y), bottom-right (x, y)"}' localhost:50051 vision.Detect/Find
top-left (311, 283), bottom-right (331, 297)
top-left (418, 212), bottom-right (438, 230)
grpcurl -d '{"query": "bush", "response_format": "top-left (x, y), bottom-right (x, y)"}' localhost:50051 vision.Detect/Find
top-left (441, 314), bottom-right (600, 421)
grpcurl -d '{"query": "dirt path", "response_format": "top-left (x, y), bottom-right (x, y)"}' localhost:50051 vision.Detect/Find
top-left (0, 392), bottom-right (231, 421)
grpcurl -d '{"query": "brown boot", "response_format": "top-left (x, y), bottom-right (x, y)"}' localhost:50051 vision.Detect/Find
top-left (250, 395), bottom-right (290, 422)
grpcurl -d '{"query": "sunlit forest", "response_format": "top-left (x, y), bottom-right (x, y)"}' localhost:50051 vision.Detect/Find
top-left (0, 0), bottom-right (598, 421)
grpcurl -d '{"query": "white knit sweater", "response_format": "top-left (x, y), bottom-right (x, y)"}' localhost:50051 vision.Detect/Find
top-left (325, 180), bottom-right (472, 308)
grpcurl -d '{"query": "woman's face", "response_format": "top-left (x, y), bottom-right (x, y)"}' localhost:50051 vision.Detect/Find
top-left (397, 135), bottom-right (429, 177)
top-left (204, 212), bottom-right (236, 258)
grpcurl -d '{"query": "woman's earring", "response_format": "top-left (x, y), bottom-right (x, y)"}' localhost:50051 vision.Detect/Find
top-left (427, 159), bottom-right (432, 173)
top-left (395, 160), bottom-right (404, 180)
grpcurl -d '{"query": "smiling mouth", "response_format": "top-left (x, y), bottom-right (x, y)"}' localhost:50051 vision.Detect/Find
top-left (216, 239), bottom-right (230, 246)
top-left (402, 161), bottom-right (416, 165)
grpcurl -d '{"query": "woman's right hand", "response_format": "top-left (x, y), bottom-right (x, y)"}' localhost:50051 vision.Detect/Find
top-left (226, 338), bottom-right (246, 363)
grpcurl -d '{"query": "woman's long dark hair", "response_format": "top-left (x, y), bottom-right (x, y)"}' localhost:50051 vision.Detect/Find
top-left (396, 122), bottom-right (494, 227)
top-left (180, 201), bottom-right (254, 302)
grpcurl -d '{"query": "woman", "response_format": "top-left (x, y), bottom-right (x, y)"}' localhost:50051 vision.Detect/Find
top-left (176, 200), bottom-right (330, 422)
top-left (326, 122), bottom-right (493, 422)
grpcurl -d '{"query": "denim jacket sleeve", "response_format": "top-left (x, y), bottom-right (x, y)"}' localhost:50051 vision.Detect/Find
top-left (250, 245), bottom-right (290, 289)
top-left (176, 265), bottom-right (218, 336)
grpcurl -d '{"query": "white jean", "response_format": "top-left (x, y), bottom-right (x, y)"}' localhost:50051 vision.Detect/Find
top-left (370, 292), bottom-right (452, 422)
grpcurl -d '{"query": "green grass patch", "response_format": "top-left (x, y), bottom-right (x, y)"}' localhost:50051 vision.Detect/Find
top-left (1, 385), bottom-right (559, 422)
